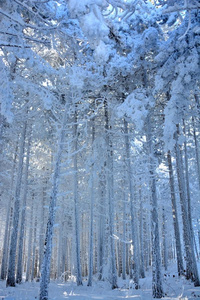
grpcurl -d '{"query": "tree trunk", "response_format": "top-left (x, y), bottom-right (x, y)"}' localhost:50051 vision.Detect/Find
top-left (104, 100), bottom-right (118, 289)
top-left (139, 189), bottom-right (145, 278)
top-left (87, 121), bottom-right (95, 286)
top-left (122, 183), bottom-right (126, 280)
top-left (162, 207), bottom-right (168, 271)
top-left (175, 125), bottom-right (200, 286)
top-left (1, 144), bottom-right (18, 280)
top-left (73, 108), bottom-right (83, 287)
top-left (39, 103), bottom-right (68, 300)
top-left (26, 194), bottom-right (34, 282)
top-left (192, 117), bottom-right (200, 190)
top-left (16, 135), bottom-right (31, 283)
top-left (6, 121), bottom-right (27, 287)
top-left (31, 216), bottom-right (37, 281)
top-left (146, 114), bottom-right (163, 298)
top-left (124, 119), bottom-right (139, 289)
top-left (98, 166), bottom-right (106, 280)
top-left (167, 151), bottom-right (184, 275)
top-left (38, 179), bottom-right (48, 278)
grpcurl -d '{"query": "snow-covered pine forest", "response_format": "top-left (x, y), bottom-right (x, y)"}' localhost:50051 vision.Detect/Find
top-left (0, 0), bottom-right (200, 299)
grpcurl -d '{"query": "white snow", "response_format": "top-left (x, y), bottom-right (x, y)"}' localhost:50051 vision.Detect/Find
top-left (94, 40), bottom-right (110, 63)
top-left (1, 264), bottom-right (200, 299)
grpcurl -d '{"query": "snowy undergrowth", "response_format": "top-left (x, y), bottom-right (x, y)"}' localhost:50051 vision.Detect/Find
top-left (0, 265), bottom-right (200, 300)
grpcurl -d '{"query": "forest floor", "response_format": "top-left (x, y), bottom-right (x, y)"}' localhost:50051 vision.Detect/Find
top-left (0, 264), bottom-right (200, 300)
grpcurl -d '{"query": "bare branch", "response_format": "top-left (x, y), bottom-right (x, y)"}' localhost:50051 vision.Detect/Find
top-left (0, 43), bottom-right (30, 48)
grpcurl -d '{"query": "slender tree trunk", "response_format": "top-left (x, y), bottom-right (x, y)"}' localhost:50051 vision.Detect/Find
top-left (124, 119), bottom-right (139, 289)
top-left (175, 125), bottom-right (200, 286)
top-left (72, 108), bottom-right (83, 287)
top-left (139, 189), bottom-right (145, 278)
top-left (38, 180), bottom-right (47, 278)
top-left (1, 144), bottom-right (18, 280)
top-left (104, 100), bottom-right (118, 289)
top-left (87, 122), bottom-right (95, 286)
top-left (39, 103), bottom-right (68, 300)
top-left (116, 214), bottom-right (121, 278)
top-left (57, 206), bottom-right (64, 279)
top-left (162, 208), bottom-right (168, 271)
top-left (6, 121), bottom-right (27, 287)
top-left (183, 120), bottom-right (199, 260)
top-left (31, 216), bottom-right (37, 281)
top-left (16, 135), bottom-right (31, 283)
top-left (143, 213), bottom-right (150, 271)
top-left (98, 166), bottom-right (106, 280)
top-left (146, 114), bottom-right (163, 298)
top-left (26, 194), bottom-right (34, 282)
top-left (167, 151), bottom-right (184, 275)
top-left (183, 120), bottom-right (193, 232)
top-left (192, 117), bottom-right (200, 190)
top-left (122, 184), bottom-right (126, 280)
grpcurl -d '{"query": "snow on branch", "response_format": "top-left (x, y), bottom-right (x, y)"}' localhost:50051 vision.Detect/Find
top-left (162, 3), bottom-right (200, 14)
top-left (0, 8), bottom-right (57, 31)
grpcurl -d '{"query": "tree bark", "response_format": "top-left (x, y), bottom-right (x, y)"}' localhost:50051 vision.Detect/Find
top-left (26, 194), bottom-right (34, 282)
top-left (87, 121), bottom-right (95, 286)
top-left (192, 117), bottom-right (200, 190)
top-left (97, 165), bottom-right (106, 280)
top-left (175, 125), bottom-right (200, 286)
top-left (6, 121), bottom-right (27, 287)
top-left (122, 182), bottom-right (126, 280)
top-left (167, 150), bottom-right (184, 275)
top-left (1, 144), bottom-right (18, 280)
top-left (139, 189), bottom-right (145, 278)
top-left (104, 100), bottom-right (118, 289)
top-left (16, 134), bottom-right (31, 283)
top-left (162, 208), bottom-right (168, 271)
top-left (39, 102), bottom-right (68, 300)
top-left (73, 108), bottom-right (83, 286)
top-left (146, 114), bottom-right (163, 298)
top-left (124, 119), bottom-right (139, 289)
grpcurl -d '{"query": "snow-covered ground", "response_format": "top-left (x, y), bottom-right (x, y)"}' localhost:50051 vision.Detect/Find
top-left (1, 265), bottom-right (200, 300)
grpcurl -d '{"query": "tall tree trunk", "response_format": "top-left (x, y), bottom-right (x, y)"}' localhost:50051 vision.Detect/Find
top-left (183, 120), bottom-right (199, 260)
top-left (162, 208), bottom-right (168, 271)
top-left (38, 179), bottom-right (48, 278)
top-left (98, 165), bottom-right (106, 280)
top-left (167, 151), bottom-right (184, 275)
top-left (6, 121), bottom-right (27, 287)
top-left (124, 119), bottom-right (139, 289)
top-left (175, 125), bottom-right (200, 286)
top-left (31, 216), bottom-right (37, 281)
top-left (87, 121), bottom-right (95, 286)
top-left (39, 103), bottom-right (68, 300)
top-left (73, 108), bottom-right (83, 286)
top-left (192, 117), bottom-right (200, 190)
top-left (57, 205), bottom-right (64, 279)
top-left (122, 182), bottom-right (126, 280)
top-left (1, 144), bottom-right (18, 280)
top-left (26, 194), bottom-right (34, 282)
top-left (139, 188), bottom-right (145, 278)
top-left (146, 114), bottom-right (163, 298)
top-left (16, 135), bottom-right (31, 283)
top-left (183, 120), bottom-right (193, 232)
top-left (104, 100), bottom-right (118, 289)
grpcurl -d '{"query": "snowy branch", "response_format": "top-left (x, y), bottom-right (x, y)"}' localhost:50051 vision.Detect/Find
top-left (0, 9), bottom-right (57, 31)
top-left (162, 3), bottom-right (200, 14)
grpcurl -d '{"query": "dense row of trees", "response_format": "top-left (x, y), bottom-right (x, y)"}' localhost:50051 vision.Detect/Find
top-left (0, 1), bottom-right (200, 299)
